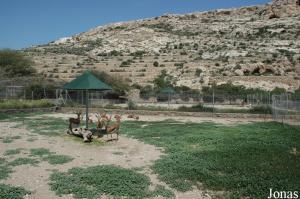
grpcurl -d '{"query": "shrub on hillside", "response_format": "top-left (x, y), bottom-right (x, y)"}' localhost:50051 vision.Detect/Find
top-left (0, 49), bottom-right (36, 77)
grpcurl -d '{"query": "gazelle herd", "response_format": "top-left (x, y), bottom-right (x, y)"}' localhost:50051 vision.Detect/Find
top-left (68, 111), bottom-right (139, 141)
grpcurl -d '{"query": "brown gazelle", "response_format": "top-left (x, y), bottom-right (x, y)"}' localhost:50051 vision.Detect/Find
top-left (68, 111), bottom-right (82, 132)
top-left (96, 112), bottom-right (112, 131)
top-left (106, 115), bottom-right (121, 140)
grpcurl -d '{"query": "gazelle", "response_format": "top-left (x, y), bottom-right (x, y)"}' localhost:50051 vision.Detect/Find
top-left (96, 112), bottom-right (112, 131)
top-left (68, 111), bottom-right (82, 132)
top-left (106, 115), bottom-right (121, 140)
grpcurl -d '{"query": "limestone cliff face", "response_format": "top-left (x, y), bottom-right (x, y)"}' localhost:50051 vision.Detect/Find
top-left (26, 0), bottom-right (300, 91)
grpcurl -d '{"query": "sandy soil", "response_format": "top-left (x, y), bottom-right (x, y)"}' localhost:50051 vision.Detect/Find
top-left (0, 113), bottom-right (232, 199)
top-left (44, 112), bottom-right (271, 125)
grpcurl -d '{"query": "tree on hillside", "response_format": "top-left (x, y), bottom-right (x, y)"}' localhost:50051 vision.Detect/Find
top-left (0, 49), bottom-right (36, 77)
top-left (153, 70), bottom-right (172, 89)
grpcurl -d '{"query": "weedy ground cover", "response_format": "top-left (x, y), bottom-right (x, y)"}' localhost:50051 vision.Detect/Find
top-left (49, 165), bottom-right (173, 199)
top-left (2, 136), bottom-right (21, 143)
top-left (0, 164), bottom-right (13, 180)
top-left (30, 148), bottom-right (73, 165)
top-left (122, 121), bottom-right (300, 199)
top-left (0, 184), bottom-right (29, 199)
top-left (8, 157), bottom-right (39, 167)
top-left (0, 99), bottom-right (54, 110)
top-left (4, 148), bottom-right (23, 156)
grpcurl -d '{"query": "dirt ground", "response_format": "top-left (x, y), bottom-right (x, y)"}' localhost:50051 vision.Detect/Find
top-left (0, 113), bottom-right (261, 199)
top-left (44, 112), bottom-right (271, 125)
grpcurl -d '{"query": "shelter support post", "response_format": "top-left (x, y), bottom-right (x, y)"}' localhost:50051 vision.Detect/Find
top-left (86, 90), bottom-right (89, 129)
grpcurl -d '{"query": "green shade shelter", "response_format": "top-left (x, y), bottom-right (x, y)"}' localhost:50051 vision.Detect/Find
top-left (160, 87), bottom-right (176, 107)
top-left (62, 71), bottom-right (112, 128)
top-left (160, 87), bottom-right (176, 94)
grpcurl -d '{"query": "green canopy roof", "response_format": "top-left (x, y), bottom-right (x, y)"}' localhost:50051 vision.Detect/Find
top-left (160, 87), bottom-right (176, 94)
top-left (62, 71), bottom-right (112, 91)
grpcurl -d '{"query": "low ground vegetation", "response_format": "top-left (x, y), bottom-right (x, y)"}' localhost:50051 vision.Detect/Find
top-left (0, 146), bottom-right (73, 180)
top-left (0, 99), bottom-right (54, 109)
top-left (0, 184), bottom-right (29, 199)
top-left (1, 112), bottom-right (299, 199)
top-left (122, 121), bottom-right (300, 199)
top-left (50, 165), bottom-right (174, 198)
top-left (2, 135), bottom-right (21, 143)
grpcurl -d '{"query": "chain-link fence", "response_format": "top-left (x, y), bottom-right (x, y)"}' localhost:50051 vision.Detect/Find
top-left (0, 86), bottom-right (57, 100)
top-left (272, 94), bottom-right (300, 125)
top-left (1, 85), bottom-right (300, 124)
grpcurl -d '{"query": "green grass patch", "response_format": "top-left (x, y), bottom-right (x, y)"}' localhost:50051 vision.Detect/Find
top-left (30, 148), bottom-right (73, 165)
top-left (2, 136), bottom-right (21, 143)
top-left (2, 137), bottom-right (14, 143)
top-left (150, 185), bottom-right (175, 198)
top-left (4, 148), bottom-right (23, 156)
top-left (0, 99), bottom-right (54, 109)
top-left (24, 116), bottom-right (66, 136)
top-left (0, 113), bottom-right (10, 120)
top-left (0, 165), bottom-right (13, 180)
top-left (30, 148), bottom-right (52, 157)
top-left (8, 157), bottom-right (39, 167)
top-left (0, 158), bottom-right (6, 165)
top-left (49, 165), bottom-right (151, 198)
top-left (0, 184), bottom-right (29, 199)
top-left (26, 137), bottom-right (37, 142)
top-left (112, 151), bottom-right (124, 155)
top-left (43, 155), bottom-right (73, 165)
top-left (49, 165), bottom-right (173, 198)
top-left (122, 121), bottom-right (300, 199)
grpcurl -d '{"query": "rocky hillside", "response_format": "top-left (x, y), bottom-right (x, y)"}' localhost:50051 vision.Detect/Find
top-left (25, 0), bottom-right (300, 91)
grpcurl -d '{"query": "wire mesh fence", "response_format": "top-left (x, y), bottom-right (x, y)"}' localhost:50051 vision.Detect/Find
top-left (0, 85), bottom-right (299, 124)
top-left (272, 94), bottom-right (300, 125)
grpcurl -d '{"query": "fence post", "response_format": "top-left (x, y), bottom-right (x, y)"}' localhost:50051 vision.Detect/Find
top-left (43, 87), bottom-right (46, 99)
top-left (212, 88), bottom-right (215, 118)
top-left (81, 90), bottom-right (84, 105)
top-left (286, 93), bottom-right (289, 109)
top-left (168, 93), bottom-right (170, 109)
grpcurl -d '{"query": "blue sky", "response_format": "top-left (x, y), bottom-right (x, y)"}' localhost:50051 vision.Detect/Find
top-left (0, 0), bottom-right (270, 49)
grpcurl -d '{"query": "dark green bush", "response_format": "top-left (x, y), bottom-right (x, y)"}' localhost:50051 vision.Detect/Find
top-left (249, 105), bottom-right (272, 114)
top-left (195, 69), bottom-right (203, 77)
top-left (127, 100), bottom-right (136, 110)
top-left (178, 104), bottom-right (213, 112)
top-left (25, 84), bottom-right (56, 99)
top-left (0, 49), bottom-right (36, 77)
